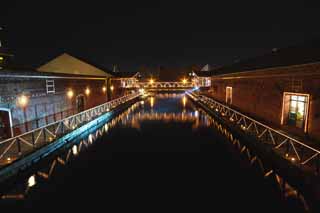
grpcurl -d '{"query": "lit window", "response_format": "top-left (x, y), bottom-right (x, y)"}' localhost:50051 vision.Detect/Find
top-left (281, 93), bottom-right (309, 132)
top-left (226, 87), bottom-right (232, 105)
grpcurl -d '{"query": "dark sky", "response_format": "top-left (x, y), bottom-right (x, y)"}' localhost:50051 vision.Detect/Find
top-left (1, 1), bottom-right (320, 71)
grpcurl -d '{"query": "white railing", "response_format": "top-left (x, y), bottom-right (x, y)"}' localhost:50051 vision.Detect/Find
top-left (125, 82), bottom-right (195, 89)
top-left (0, 92), bottom-right (141, 167)
top-left (188, 92), bottom-right (320, 175)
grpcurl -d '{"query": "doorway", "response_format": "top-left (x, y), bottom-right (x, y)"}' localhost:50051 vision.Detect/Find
top-left (226, 87), bottom-right (232, 105)
top-left (0, 109), bottom-right (13, 139)
top-left (76, 95), bottom-right (86, 113)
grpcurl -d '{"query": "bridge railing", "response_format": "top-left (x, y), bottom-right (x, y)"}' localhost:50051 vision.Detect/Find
top-left (124, 82), bottom-right (195, 89)
top-left (0, 92), bottom-right (141, 167)
top-left (188, 92), bottom-right (320, 175)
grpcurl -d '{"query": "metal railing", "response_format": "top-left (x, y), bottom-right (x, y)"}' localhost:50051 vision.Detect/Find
top-left (188, 92), bottom-right (320, 175)
top-left (0, 92), bottom-right (141, 167)
top-left (125, 82), bottom-right (195, 89)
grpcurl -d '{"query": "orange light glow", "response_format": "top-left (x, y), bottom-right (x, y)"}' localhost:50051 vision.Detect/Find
top-left (67, 90), bottom-right (74, 99)
top-left (102, 86), bottom-right (107, 93)
top-left (17, 95), bottom-right (29, 108)
top-left (85, 88), bottom-right (90, 96)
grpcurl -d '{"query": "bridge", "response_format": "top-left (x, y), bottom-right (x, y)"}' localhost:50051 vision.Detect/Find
top-left (123, 81), bottom-right (196, 90)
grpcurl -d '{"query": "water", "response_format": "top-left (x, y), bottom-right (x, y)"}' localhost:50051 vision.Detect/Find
top-left (1, 93), bottom-right (298, 211)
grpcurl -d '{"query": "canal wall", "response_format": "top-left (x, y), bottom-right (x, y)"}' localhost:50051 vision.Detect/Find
top-left (188, 93), bottom-right (320, 212)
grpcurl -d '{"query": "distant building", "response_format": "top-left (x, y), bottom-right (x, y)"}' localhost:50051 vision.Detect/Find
top-left (200, 64), bottom-right (211, 72)
top-left (38, 53), bottom-right (112, 77)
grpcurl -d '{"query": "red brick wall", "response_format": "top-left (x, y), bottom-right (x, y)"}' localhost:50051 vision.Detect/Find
top-left (202, 62), bottom-right (320, 142)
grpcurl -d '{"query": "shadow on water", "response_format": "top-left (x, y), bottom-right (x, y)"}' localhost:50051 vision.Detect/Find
top-left (0, 93), bottom-right (305, 212)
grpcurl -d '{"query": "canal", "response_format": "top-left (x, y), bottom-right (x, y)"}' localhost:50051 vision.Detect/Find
top-left (1, 93), bottom-right (301, 211)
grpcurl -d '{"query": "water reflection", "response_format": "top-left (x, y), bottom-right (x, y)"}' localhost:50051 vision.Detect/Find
top-left (113, 93), bottom-right (212, 130)
top-left (0, 93), bottom-right (216, 201)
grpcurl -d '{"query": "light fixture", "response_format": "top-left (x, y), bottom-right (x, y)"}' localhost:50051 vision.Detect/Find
top-left (102, 86), bottom-right (107, 93)
top-left (182, 78), bottom-right (187, 84)
top-left (110, 85), bottom-right (114, 91)
top-left (67, 89), bottom-right (74, 99)
top-left (17, 95), bottom-right (29, 108)
top-left (149, 78), bottom-right (154, 84)
top-left (85, 88), bottom-right (90, 96)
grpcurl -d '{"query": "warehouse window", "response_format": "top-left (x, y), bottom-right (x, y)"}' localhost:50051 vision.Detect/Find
top-left (281, 92), bottom-right (309, 132)
top-left (226, 87), bottom-right (232, 105)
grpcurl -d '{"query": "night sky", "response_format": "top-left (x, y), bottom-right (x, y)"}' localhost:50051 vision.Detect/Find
top-left (1, 1), bottom-right (320, 71)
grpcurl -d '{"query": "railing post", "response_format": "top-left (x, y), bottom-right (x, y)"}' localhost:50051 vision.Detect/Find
top-left (43, 128), bottom-right (47, 144)
top-left (17, 138), bottom-right (22, 156)
top-left (31, 131), bottom-right (35, 148)
top-left (61, 121), bottom-right (64, 134)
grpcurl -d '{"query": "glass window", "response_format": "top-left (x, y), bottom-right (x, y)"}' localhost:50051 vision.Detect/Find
top-left (287, 95), bottom-right (308, 129)
top-left (226, 87), bottom-right (232, 105)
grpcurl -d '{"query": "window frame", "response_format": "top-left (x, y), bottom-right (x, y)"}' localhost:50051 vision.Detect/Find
top-left (281, 92), bottom-right (310, 133)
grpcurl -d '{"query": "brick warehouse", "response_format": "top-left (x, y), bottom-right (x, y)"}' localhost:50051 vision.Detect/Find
top-left (0, 53), bottom-right (137, 140)
top-left (195, 40), bottom-right (320, 143)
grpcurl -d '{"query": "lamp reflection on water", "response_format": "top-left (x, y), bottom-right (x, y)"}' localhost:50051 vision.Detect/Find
top-left (72, 145), bottom-right (78, 155)
top-left (28, 175), bottom-right (36, 188)
top-left (150, 97), bottom-right (155, 108)
top-left (182, 96), bottom-right (187, 107)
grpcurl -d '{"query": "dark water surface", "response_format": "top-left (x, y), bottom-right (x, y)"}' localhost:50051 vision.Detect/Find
top-left (1, 93), bottom-right (300, 211)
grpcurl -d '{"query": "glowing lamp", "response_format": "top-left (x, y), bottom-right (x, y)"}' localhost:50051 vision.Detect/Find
top-left (102, 86), bottom-right (107, 93)
top-left (17, 95), bottom-right (29, 108)
top-left (85, 88), bottom-right (90, 96)
top-left (182, 78), bottom-right (187, 84)
top-left (67, 90), bottom-right (74, 99)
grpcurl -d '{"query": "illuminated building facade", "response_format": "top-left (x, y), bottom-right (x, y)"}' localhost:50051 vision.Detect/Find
top-left (197, 41), bottom-right (320, 141)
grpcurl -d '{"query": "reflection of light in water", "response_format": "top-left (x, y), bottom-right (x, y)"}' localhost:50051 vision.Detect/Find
top-left (150, 97), bottom-right (155, 108)
top-left (88, 134), bottom-right (93, 144)
top-left (194, 110), bottom-right (199, 118)
top-left (72, 145), bottom-right (78, 155)
top-left (182, 96), bottom-right (187, 107)
top-left (28, 175), bottom-right (36, 188)
top-left (105, 124), bottom-right (109, 132)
